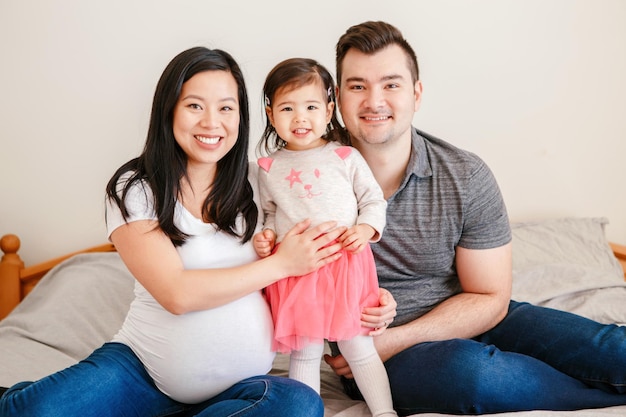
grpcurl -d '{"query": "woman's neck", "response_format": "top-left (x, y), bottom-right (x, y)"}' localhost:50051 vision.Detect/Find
top-left (180, 164), bottom-right (216, 221)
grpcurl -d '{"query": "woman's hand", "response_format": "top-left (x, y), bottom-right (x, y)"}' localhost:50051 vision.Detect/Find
top-left (273, 219), bottom-right (346, 278)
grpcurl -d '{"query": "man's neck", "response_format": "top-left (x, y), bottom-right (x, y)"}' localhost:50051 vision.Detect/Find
top-left (353, 136), bottom-right (411, 200)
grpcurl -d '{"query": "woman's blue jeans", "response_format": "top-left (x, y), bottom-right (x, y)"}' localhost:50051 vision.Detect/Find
top-left (343, 301), bottom-right (626, 415)
top-left (0, 343), bottom-right (323, 417)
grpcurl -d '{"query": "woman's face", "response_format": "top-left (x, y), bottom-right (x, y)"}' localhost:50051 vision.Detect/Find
top-left (173, 70), bottom-right (240, 170)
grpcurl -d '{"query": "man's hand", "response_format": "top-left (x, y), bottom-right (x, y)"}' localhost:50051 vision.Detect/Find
top-left (323, 287), bottom-right (397, 379)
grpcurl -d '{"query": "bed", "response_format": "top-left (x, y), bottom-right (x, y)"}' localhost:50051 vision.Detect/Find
top-left (1, 217), bottom-right (626, 417)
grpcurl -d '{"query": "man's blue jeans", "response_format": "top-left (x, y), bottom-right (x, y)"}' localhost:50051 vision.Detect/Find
top-left (343, 301), bottom-right (626, 415)
top-left (0, 343), bottom-right (323, 417)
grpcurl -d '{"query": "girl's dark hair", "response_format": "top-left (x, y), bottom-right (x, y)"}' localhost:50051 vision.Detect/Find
top-left (257, 57), bottom-right (345, 156)
top-left (335, 21), bottom-right (419, 86)
top-left (105, 46), bottom-right (257, 246)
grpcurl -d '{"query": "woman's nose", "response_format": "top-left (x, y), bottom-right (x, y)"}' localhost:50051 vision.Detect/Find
top-left (200, 111), bottom-right (218, 127)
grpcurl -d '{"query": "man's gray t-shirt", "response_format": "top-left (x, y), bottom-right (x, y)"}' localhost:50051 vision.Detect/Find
top-left (376, 128), bottom-right (511, 326)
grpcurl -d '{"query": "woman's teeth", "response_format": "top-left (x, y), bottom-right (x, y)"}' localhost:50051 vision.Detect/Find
top-left (196, 136), bottom-right (220, 144)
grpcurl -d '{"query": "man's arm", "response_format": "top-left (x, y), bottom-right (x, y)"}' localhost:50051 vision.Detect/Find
top-left (375, 243), bottom-right (512, 361)
top-left (325, 243), bottom-right (512, 375)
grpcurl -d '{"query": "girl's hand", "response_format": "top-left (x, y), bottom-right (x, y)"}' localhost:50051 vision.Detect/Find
top-left (253, 229), bottom-right (276, 258)
top-left (338, 224), bottom-right (376, 253)
top-left (274, 219), bottom-right (346, 277)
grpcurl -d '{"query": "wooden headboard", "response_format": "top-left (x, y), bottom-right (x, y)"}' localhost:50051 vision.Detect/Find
top-left (0, 234), bottom-right (116, 320)
top-left (1, 234), bottom-right (626, 321)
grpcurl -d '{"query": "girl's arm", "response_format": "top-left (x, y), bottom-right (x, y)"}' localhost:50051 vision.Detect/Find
top-left (111, 218), bottom-right (344, 315)
top-left (349, 148), bottom-right (387, 241)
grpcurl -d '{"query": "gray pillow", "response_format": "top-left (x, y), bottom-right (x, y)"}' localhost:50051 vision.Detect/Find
top-left (0, 252), bottom-right (134, 386)
top-left (511, 217), bottom-right (626, 324)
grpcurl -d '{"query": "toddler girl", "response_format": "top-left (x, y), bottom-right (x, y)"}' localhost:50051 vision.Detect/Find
top-left (254, 57), bottom-right (397, 417)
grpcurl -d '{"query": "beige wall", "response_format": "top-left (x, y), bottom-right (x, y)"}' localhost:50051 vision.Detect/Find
top-left (1, 0), bottom-right (625, 265)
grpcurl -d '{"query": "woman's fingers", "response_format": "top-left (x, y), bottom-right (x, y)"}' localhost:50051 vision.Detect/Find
top-left (276, 220), bottom-right (346, 276)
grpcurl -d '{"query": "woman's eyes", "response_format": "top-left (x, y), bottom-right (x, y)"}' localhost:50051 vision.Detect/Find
top-left (187, 103), bottom-right (235, 112)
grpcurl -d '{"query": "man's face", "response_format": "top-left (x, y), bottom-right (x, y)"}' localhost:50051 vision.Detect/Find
top-left (337, 44), bottom-right (422, 147)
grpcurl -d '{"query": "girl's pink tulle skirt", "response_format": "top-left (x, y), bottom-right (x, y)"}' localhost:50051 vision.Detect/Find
top-left (264, 243), bottom-right (380, 354)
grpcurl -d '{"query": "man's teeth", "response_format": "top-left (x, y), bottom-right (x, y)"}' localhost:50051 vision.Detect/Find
top-left (364, 116), bottom-right (388, 121)
top-left (196, 136), bottom-right (220, 144)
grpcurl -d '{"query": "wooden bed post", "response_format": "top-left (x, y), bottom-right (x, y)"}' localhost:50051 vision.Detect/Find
top-left (609, 242), bottom-right (626, 280)
top-left (0, 234), bottom-right (24, 320)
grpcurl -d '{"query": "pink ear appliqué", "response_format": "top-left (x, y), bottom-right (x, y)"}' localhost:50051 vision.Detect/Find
top-left (335, 146), bottom-right (352, 160)
top-left (258, 157), bottom-right (274, 173)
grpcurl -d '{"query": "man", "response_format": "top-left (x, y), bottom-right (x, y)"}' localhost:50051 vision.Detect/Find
top-left (324, 20), bottom-right (626, 415)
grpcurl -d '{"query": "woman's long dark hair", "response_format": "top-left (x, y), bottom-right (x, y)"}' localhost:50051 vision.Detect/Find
top-left (106, 47), bottom-right (257, 246)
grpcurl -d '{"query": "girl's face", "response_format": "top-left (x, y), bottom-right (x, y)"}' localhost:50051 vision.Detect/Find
top-left (173, 70), bottom-right (240, 170)
top-left (266, 81), bottom-right (334, 151)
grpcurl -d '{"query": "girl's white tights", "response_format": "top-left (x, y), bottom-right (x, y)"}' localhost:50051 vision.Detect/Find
top-left (289, 335), bottom-right (397, 417)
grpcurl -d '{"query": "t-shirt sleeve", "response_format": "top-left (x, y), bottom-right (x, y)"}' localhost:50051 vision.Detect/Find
top-left (457, 159), bottom-right (511, 249)
top-left (105, 178), bottom-right (157, 240)
top-left (349, 148), bottom-right (387, 241)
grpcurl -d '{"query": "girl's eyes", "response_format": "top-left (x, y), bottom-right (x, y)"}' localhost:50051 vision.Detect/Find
top-left (279, 105), bottom-right (319, 112)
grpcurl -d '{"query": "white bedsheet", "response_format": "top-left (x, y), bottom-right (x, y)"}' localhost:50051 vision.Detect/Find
top-left (1, 217), bottom-right (625, 416)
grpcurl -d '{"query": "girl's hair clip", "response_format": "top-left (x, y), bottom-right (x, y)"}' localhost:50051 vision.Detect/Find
top-left (327, 86), bottom-right (332, 97)
top-left (265, 95), bottom-right (270, 106)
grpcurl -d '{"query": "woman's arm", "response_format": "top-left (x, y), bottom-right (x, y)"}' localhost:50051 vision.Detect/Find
top-left (111, 218), bottom-right (345, 315)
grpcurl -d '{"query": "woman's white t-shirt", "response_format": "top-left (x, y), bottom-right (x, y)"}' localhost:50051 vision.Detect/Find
top-left (105, 173), bottom-right (274, 404)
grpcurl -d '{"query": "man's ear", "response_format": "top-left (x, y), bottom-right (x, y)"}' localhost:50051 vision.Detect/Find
top-left (414, 80), bottom-right (423, 112)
